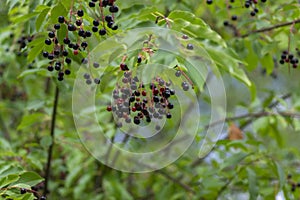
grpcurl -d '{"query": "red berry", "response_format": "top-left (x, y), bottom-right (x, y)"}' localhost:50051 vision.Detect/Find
top-left (107, 106), bottom-right (112, 111)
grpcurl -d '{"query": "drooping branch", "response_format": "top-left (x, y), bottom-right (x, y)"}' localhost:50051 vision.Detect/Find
top-left (241, 19), bottom-right (300, 38)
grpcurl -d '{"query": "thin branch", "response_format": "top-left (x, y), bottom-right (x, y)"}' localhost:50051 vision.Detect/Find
top-left (155, 170), bottom-right (196, 194)
top-left (43, 86), bottom-right (59, 196)
top-left (191, 94), bottom-right (293, 168)
top-left (240, 93), bottom-right (292, 129)
top-left (241, 19), bottom-right (300, 38)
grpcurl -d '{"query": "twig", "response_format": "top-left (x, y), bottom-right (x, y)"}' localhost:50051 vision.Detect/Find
top-left (43, 86), bottom-right (59, 196)
top-left (241, 19), bottom-right (300, 38)
top-left (191, 94), bottom-right (292, 168)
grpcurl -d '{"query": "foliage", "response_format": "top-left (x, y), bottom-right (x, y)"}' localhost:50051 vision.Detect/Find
top-left (1, 0), bottom-right (300, 199)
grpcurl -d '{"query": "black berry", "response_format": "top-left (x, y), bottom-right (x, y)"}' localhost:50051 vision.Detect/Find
top-left (77, 10), bottom-right (84, 17)
top-left (45, 39), bottom-right (52, 45)
top-left (58, 16), bottom-right (65, 23)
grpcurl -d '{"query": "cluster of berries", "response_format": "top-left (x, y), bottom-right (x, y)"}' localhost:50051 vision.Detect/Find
top-left (279, 50), bottom-right (299, 68)
top-left (42, 0), bottom-right (119, 82)
top-left (104, 54), bottom-right (194, 128)
top-left (244, 0), bottom-right (267, 16)
top-left (107, 70), bottom-right (180, 127)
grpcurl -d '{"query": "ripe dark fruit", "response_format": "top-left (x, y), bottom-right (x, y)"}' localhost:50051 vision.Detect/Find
top-left (107, 21), bottom-right (114, 28)
top-left (76, 20), bottom-right (82, 26)
top-left (92, 26), bottom-right (98, 32)
top-left (94, 78), bottom-right (101, 84)
top-left (62, 50), bottom-right (68, 56)
top-left (182, 82), bottom-right (189, 91)
top-left (175, 70), bottom-right (182, 77)
top-left (279, 60), bottom-right (284, 64)
top-left (93, 20), bottom-right (100, 26)
top-left (81, 41), bottom-right (88, 49)
top-left (231, 15), bottom-right (237, 21)
top-left (102, 0), bottom-right (109, 7)
top-left (112, 25), bottom-right (118, 30)
top-left (58, 16), bottom-right (65, 23)
top-left (109, 5), bottom-right (119, 13)
top-left (68, 24), bottom-right (76, 31)
top-left (120, 63), bottom-right (129, 71)
top-left (63, 37), bottom-right (70, 44)
top-left (45, 39), bottom-right (52, 45)
top-left (84, 73), bottom-right (90, 79)
top-left (187, 44), bottom-right (194, 50)
top-left (48, 54), bottom-right (54, 60)
top-left (105, 15), bottom-right (113, 22)
top-left (134, 117), bottom-right (140, 125)
top-left (77, 10), bottom-right (84, 17)
top-left (54, 50), bottom-right (60, 56)
top-left (48, 31), bottom-right (55, 38)
top-left (93, 62), bottom-right (100, 68)
top-left (99, 29), bottom-right (107, 36)
top-left (20, 188), bottom-right (27, 194)
top-left (166, 113), bottom-right (172, 119)
top-left (65, 69), bottom-right (71, 75)
top-left (86, 31), bottom-right (92, 37)
top-left (250, 11), bottom-right (256, 16)
top-left (43, 51), bottom-right (49, 58)
top-left (223, 21), bottom-right (229, 26)
top-left (54, 24), bottom-right (61, 30)
top-left (89, 2), bottom-right (95, 7)
top-left (206, 0), bottom-right (213, 4)
top-left (182, 34), bottom-right (189, 39)
top-left (40, 196), bottom-right (46, 200)
top-left (86, 79), bottom-right (92, 85)
top-left (65, 57), bottom-right (72, 64)
top-left (137, 56), bottom-right (142, 63)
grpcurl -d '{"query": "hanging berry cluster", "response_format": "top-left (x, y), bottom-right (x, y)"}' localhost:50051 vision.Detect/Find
top-left (221, 0), bottom-right (268, 28)
top-left (107, 72), bottom-right (182, 127)
top-left (104, 57), bottom-right (193, 128)
top-left (279, 49), bottom-right (299, 69)
top-left (42, 0), bottom-right (119, 82)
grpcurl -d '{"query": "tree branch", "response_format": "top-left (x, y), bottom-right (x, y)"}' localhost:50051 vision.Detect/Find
top-left (191, 94), bottom-right (293, 168)
top-left (43, 86), bottom-right (59, 196)
top-left (241, 19), bottom-right (300, 38)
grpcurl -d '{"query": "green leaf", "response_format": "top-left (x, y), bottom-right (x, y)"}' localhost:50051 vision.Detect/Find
top-left (221, 152), bottom-right (250, 170)
top-left (15, 172), bottom-right (44, 186)
top-left (247, 168), bottom-right (259, 200)
top-left (17, 113), bottom-right (45, 131)
top-left (50, 3), bottom-right (68, 24)
top-left (206, 47), bottom-right (252, 87)
top-left (11, 12), bottom-right (39, 24)
top-left (0, 174), bottom-right (19, 188)
top-left (35, 7), bottom-right (50, 31)
top-left (168, 10), bottom-right (227, 47)
top-left (18, 68), bottom-right (51, 79)
top-left (273, 161), bottom-right (285, 190)
top-left (40, 135), bottom-right (52, 148)
top-left (27, 39), bottom-right (45, 63)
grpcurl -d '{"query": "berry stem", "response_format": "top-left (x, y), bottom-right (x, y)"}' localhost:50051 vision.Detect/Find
top-left (43, 86), bottom-right (59, 197)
